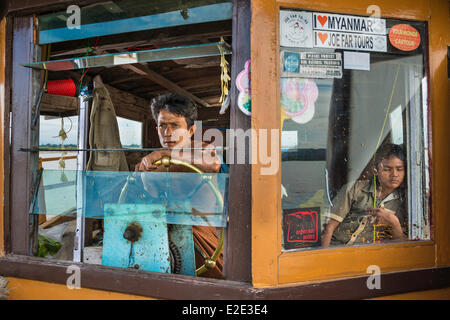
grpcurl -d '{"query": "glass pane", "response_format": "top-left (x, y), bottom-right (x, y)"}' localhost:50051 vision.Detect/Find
top-left (117, 117), bottom-right (142, 149)
top-left (32, 170), bottom-right (229, 227)
top-left (39, 115), bottom-right (79, 147)
top-left (39, 0), bottom-right (231, 30)
top-left (38, 0), bottom-right (232, 44)
top-left (34, 169), bottom-right (227, 275)
top-left (24, 41), bottom-right (231, 71)
top-left (279, 10), bottom-right (429, 250)
top-left (39, 116), bottom-right (79, 172)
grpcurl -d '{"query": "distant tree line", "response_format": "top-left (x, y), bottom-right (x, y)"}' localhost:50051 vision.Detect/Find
top-left (39, 143), bottom-right (141, 149)
top-left (39, 143), bottom-right (78, 150)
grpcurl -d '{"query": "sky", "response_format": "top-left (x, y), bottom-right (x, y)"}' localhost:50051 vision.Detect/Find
top-left (39, 115), bottom-right (142, 146)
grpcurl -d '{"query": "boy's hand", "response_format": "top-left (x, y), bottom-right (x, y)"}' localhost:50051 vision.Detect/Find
top-left (367, 208), bottom-right (399, 227)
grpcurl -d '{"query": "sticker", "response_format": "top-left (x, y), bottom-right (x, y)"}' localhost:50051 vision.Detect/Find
top-left (280, 78), bottom-right (318, 124)
top-left (314, 30), bottom-right (387, 52)
top-left (281, 131), bottom-right (298, 149)
top-left (389, 24), bottom-right (420, 51)
top-left (312, 12), bottom-right (386, 35)
top-left (281, 51), bottom-right (342, 79)
top-left (292, 103), bottom-right (315, 124)
top-left (280, 11), bottom-right (314, 48)
top-left (236, 59), bottom-right (251, 116)
top-left (283, 207), bottom-right (321, 249)
top-left (281, 11), bottom-right (388, 53)
top-left (343, 51), bottom-right (370, 71)
top-left (283, 51), bottom-right (300, 73)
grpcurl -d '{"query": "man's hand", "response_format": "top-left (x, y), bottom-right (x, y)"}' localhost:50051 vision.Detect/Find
top-left (169, 141), bottom-right (222, 173)
top-left (135, 143), bottom-right (221, 173)
top-left (135, 150), bottom-right (170, 172)
top-left (189, 142), bottom-right (221, 173)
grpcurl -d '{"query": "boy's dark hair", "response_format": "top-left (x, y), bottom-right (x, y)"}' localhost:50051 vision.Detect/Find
top-left (374, 143), bottom-right (407, 168)
top-left (373, 143), bottom-right (407, 198)
top-left (150, 93), bottom-right (198, 128)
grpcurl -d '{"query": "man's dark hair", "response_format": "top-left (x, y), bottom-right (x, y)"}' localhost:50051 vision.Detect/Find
top-left (150, 93), bottom-right (198, 128)
top-left (374, 143), bottom-right (407, 168)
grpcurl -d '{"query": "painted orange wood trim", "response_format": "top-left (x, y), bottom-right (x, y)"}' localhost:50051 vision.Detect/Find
top-left (251, 0), bottom-right (447, 288)
top-left (0, 18), bottom-right (6, 258)
top-left (6, 277), bottom-right (153, 300)
top-left (251, 0), bottom-right (281, 287)
top-left (279, 241), bottom-right (435, 284)
top-left (429, 0), bottom-right (450, 268)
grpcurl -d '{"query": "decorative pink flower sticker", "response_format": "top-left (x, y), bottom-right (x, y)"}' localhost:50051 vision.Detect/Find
top-left (281, 78), bottom-right (318, 124)
top-left (236, 59), bottom-right (251, 116)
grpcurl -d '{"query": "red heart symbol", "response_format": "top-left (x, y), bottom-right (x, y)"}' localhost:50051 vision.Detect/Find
top-left (317, 15), bottom-right (328, 27)
top-left (318, 32), bottom-right (328, 44)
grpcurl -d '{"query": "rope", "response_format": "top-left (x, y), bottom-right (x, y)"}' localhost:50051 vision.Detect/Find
top-left (372, 64), bottom-right (401, 242)
top-left (78, 37), bottom-right (100, 95)
top-left (218, 37), bottom-right (230, 104)
top-left (58, 117), bottom-right (68, 182)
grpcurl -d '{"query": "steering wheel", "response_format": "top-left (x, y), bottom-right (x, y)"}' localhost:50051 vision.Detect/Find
top-left (121, 156), bottom-right (225, 276)
top-left (152, 156), bottom-right (225, 276)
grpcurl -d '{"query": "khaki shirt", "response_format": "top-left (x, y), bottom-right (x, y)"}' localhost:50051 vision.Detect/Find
top-left (329, 180), bottom-right (407, 245)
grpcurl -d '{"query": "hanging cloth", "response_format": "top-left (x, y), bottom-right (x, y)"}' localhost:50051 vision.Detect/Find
top-left (86, 75), bottom-right (129, 171)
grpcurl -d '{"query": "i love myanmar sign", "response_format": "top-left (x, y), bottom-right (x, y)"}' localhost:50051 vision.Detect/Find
top-left (280, 11), bottom-right (388, 52)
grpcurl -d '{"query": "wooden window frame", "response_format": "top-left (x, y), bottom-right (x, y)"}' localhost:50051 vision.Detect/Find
top-left (250, 0), bottom-right (450, 288)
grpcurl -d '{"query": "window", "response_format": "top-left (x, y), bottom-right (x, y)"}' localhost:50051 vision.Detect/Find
top-left (39, 115), bottom-right (79, 170)
top-left (279, 10), bottom-right (430, 250)
top-left (116, 117), bottom-right (142, 149)
top-left (10, 0), bottom-right (242, 284)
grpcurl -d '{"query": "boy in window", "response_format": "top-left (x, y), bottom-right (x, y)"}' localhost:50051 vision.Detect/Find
top-left (321, 143), bottom-right (408, 247)
top-left (135, 93), bottom-right (226, 278)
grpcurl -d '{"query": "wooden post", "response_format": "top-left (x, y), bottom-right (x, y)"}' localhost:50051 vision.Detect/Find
top-left (223, 0), bottom-right (252, 283)
top-left (10, 16), bottom-right (40, 256)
